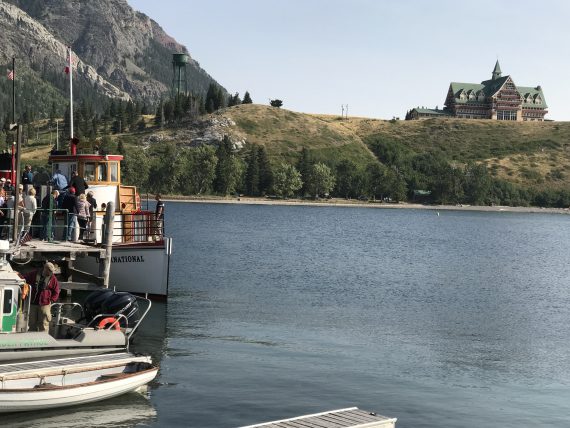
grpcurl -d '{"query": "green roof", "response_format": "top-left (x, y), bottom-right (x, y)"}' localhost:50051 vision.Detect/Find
top-left (413, 108), bottom-right (451, 116)
top-left (518, 85), bottom-right (548, 108)
top-left (449, 76), bottom-right (547, 108)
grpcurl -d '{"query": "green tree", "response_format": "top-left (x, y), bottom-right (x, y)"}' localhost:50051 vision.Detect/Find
top-left (213, 136), bottom-right (242, 195)
top-left (464, 162), bottom-right (491, 205)
top-left (186, 145), bottom-right (218, 194)
top-left (122, 148), bottom-right (150, 190)
top-left (147, 142), bottom-right (182, 194)
top-left (270, 99), bottom-right (283, 108)
top-left (205, 83), bottom-right (225, 113)
top-left (242, 91), bottom-right (253, 104)
top-left (335, 160), bottom-right (359, 198)
top-left (244, 144), bottom-right (260, 196)
top-left (154, 102), bottom-right (164, 127)
top-left (257, 145), bottom-right (273, 195)
top-left (273, 163), bottom-right (302, 198)
top-left (306, 162), bottom-right (335, 198)
top-left (227, 92), bottom-right (241, 107)
top-left (296, 147), bottom-right (312, 196)
top-left (365, 162), bottom-right (384, 200)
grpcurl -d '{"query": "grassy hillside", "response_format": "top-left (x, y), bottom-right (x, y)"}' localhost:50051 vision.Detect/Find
top-left (223, 104), bottom-right (376, 166)
top-left (20, 103), bottom-right (570, 193)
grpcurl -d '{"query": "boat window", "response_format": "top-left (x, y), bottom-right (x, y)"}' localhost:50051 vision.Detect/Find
top-left (109, 162), bottom-right (118, 182)
top-left (98, 163), bottom-right (108, 181)
top-left (84, 163), bottom-right (96, 182)
top-left (3, 288), bottom-right (12, 314)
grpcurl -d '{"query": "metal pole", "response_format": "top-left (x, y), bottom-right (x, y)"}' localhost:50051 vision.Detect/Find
top-left (68, 47), bottom-right (73, 140)
top-left (11, 57), bottom-right (15, 125)
top-left (101, 201), bottom-right (114, 288)
top-left (12, 125), bottom-right (22, 243)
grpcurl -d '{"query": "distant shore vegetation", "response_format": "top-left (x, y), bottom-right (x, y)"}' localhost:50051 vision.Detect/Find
top-left (12, 89), bottom-right (570, 209)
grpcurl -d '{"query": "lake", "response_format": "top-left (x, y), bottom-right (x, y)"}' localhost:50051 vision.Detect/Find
top-left (6, 202), bottom-right (570, 427)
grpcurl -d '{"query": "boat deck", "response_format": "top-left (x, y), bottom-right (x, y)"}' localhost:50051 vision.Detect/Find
top-left (14, 240), bottom-right (105, 260)
top-left (0, 353), bottom-right (146, 376)
top-left (240, 407), bottom-right (397, 428)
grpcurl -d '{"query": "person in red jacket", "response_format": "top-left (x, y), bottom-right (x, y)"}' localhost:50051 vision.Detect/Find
top-left (23, 262), bottom-right (60, 332)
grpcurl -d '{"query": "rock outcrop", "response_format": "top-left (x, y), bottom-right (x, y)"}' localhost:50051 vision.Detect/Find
top-left (1, 0), bottom-right (223, 101)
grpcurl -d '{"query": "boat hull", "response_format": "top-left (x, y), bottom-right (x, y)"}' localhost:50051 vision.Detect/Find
top-left (74, 237), bottom-right (172, 298)
top-left (0, 354), bottom-right (158, 412)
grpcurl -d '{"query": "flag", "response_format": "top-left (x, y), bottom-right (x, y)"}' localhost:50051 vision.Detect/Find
top-left (65, 49), bottom-right (78, 74)
top-left (18, 232), bottom-right (32, 246)
top-left (7, 69), bottom-right (13, 80)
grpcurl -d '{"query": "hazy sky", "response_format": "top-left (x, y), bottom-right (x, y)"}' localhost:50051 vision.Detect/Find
top-left (128, 0), bottom-right (569, 120)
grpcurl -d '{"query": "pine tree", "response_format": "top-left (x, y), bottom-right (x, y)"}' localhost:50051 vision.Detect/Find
top-left (297, 147), bottom-right (312, 196)
top-left (244, 145), bottom-right (260, 196)
top-left (257, 145), bottom-right (273, 195)
top-left (213, 136), bottom-right (238, 195)
top-left (242, 91), bottom-right (253, 104)
top-left (154, 102), bottom-right (164, 127)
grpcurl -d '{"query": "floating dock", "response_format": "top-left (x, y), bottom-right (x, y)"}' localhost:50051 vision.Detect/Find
top-left (240, 407), bottom-right (397, 428)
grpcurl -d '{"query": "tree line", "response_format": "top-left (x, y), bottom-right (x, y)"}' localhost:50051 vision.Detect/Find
top-left (116, 135), bottom-right (570, 209)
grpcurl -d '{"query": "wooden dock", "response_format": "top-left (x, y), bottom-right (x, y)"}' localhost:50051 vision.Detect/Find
top-left (11, 239), bottom-right (109, 292)
top-left (239, 407), bottom-right (397, 428)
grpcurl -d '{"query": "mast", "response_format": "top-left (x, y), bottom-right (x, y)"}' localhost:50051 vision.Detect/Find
top-left (68, 46), bottom-right (74, 139)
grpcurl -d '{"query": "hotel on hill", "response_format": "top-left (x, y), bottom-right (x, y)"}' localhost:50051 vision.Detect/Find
top-left (406, 61), bottom-right (547, 121)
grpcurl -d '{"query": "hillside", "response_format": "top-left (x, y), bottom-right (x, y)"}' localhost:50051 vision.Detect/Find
top-left (114, 104), bottom-right (570, 190)
top-left (19, 103), bottom-right (570, 206)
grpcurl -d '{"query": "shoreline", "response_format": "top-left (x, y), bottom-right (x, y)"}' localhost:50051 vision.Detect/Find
top-left (157, 195), bottom-right (570, 215)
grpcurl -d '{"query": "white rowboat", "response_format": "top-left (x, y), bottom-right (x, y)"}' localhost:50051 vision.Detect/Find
top-left (0, 353), bottom-right (158, 412)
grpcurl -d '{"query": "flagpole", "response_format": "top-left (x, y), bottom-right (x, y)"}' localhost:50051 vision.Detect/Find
top-left (11, 57), bottom-right (15, 125)
top-left (68, 46), bottom-right (73, 140)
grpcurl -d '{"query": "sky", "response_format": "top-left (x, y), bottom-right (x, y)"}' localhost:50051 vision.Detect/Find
top-left (128, 0), bottom-right (570, 121)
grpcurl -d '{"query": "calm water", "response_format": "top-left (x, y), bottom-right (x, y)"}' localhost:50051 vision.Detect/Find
top-left (6, 202), bottom-right (570, 427)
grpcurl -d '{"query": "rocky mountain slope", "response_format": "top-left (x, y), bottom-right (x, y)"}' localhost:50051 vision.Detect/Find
top-left (0, 0), bottom-right (222, 104)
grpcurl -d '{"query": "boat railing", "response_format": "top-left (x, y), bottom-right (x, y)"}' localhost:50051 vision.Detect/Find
top-left (51, 302), bottom-right (84, 325)
top-left (127, 295), bottom-right (152, 340)
top-left (0, 207), bottom-right (70, 243)
top-left (87, 313), bottom-right (129, 331)
top-left (116, 210), bottom-right (163, 243)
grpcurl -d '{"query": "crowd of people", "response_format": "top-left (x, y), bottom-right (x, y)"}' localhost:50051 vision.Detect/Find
top-left (0, 166), bottom-right (98, 242)
top-left (0, 165), bottom-right (165, 243)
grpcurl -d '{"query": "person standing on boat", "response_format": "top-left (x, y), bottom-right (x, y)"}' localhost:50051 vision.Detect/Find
top-left (51, 169), bottom-right (68, 192)
top-left (40, 190), bottom-right (59, 241)
top-left (21, 165), bottom-right (33, 192)
top-left (22, 187), bottom-right (37, 237)
top-left (22, 262), bottom-right (60, 332)
top-left (154, 194), bottom-right (164, 239)
top-left (62, 187), bottom-right (77, 241)
top-left (86, 191), bottom-right (97, 239)
top-left (67, 170), bottom-right (88, 195)
top-left (75, 193), bottom-right (91, 241)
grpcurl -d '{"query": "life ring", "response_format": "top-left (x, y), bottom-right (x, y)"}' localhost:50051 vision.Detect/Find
top-left (97, 317), bottom-right (120, 330)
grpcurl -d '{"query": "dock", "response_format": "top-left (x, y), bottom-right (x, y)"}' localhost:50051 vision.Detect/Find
top-left (12, 239), bottom-right (108, 292)
top-left (239, 407), bottom-right (397, 428)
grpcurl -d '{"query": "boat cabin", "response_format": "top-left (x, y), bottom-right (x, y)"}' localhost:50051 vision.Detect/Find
top-left (0, 274), bottom-right (21, 333)
top-left (48, 149), bottom-right (160, 244)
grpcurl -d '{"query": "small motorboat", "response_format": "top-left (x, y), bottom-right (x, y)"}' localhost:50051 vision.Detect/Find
top-left (0, 256), bottom-right (152, 362)
top-left (0, 352), bottom-right (158, 412)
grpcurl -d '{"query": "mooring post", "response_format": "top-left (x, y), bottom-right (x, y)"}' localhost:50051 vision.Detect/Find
top-left (101, 201), bottom-right (114, 288)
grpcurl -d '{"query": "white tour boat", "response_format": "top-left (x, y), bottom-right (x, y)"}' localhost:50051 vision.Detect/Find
top-left (47, 147), bottom-right (172, 299)
top-left (0, 352), bottom-right (158, 413)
